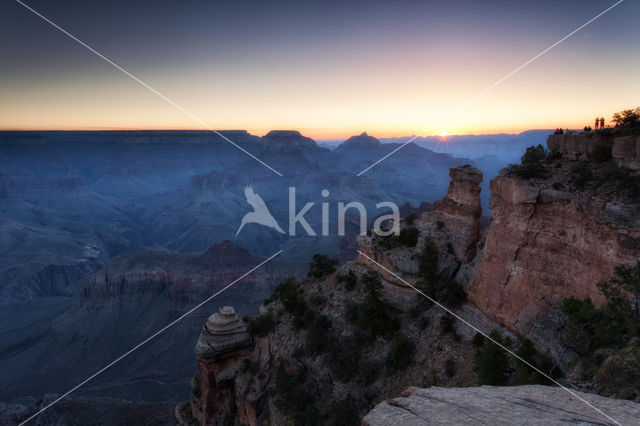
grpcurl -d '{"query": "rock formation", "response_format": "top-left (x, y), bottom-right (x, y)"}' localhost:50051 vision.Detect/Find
top-left (175, 132), bottom-right (640, 425)
top-left (548, 131), bottom-right (640, 170)
top-left (430, 165), bottom-right (483, 263)
top-left (469, 135), bottom-right (640, 352)
top-left (357, 165), bottom-right (483, 284)
top-left (363, 385), bottom-right (640, 425)
top-left (177, 306), bottom-right (253, 425)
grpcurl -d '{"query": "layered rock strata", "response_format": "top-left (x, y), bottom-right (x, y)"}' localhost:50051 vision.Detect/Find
top-left (363, 385), bottom-right (640, 425)
top-left (177, 306), bottom-right (253, 425)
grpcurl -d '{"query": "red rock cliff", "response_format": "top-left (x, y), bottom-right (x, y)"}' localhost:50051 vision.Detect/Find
top-left (469, 136), bottom-right (640, 337)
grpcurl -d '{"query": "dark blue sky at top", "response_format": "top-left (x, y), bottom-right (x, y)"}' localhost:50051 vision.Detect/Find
top-left (3, 0), bottom-right (634, 74)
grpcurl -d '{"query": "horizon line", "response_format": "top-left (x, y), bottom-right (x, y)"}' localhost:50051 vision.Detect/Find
top-left (0, 127), bottom-right (561, 140)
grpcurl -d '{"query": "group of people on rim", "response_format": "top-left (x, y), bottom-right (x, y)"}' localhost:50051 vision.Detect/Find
top-left (557, 117), bottom-right (607, 134)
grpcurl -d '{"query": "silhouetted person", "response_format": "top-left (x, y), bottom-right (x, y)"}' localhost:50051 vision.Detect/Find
top-left (595, 118), bottom-right (600, 130)
top-left (600, 117), bottom-right (605, 129)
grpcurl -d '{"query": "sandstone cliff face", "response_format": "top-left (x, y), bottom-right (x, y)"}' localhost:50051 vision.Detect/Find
top-left (363, 385), bottom-right (640, 425)
top-left (548, 131), bottom-right (640, 171)
top-left (357, 165), bottom-right (483, 284)
top-left (469, 135), bottom-right (640, 351)
top-left (177, 307), bottom-right (255, 425)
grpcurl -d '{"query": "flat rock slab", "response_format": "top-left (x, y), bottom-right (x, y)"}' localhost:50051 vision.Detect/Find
top-left (363, 385), bottom-right (640, 425)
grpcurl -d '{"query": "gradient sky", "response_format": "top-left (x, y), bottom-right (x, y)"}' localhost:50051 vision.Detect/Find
top-left (1, 0), bottom-right (638, 138)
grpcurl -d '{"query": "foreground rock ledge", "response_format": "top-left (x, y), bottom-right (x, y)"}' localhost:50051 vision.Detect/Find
top-left (362, 385), bottom-right (640, 425)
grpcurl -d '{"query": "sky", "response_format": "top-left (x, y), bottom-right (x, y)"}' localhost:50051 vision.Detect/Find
top-left (1, 0), bottom-right (638, 139)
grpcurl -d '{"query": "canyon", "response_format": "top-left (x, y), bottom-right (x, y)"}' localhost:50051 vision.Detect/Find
top-left (175, 131), bottom-right (640, 424)
top-left (2, 129), bottom-right (640, 424)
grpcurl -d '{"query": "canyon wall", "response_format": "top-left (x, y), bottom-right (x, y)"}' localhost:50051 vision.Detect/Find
top-left (547, 131), bottom-right (640, 170)
top-left (469, 133), bottom-right (640, 341)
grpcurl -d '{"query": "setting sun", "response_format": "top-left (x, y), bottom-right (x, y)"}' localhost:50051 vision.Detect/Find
top-left (439, 131), bottom-right (449, 137)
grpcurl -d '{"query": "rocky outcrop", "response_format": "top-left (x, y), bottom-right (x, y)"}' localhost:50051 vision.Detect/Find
top-left (431, 165), bottom-right (483, 263)
top-left (363, 385), bottom-right (640, 425)
top-left (612, 135), bottom-right (640, 170)
top-left (86, 241), bottom-right (296, 302)
top-left (260, 130), bottom-right (317, 149)
top-left (548, 131), bottom-right (640, 170)
top-left (2, 396), bottom-right (175, 425)
top-left (178, 306), bottom-right (254, 425)
top-left (469, 158), bottom-right (640, 347)
top-left (357, 165), bottom-right (482, 287)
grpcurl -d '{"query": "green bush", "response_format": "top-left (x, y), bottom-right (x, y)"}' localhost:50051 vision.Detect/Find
top-left (508, 145), bottom-right (548, 179)
top-left (272, 278), bottom-right (314, 329)
top-left (397, 226), bottom-right (419, 247)
top-left (612, 108), bottom-right (640, 132)
top-left (246, 313), bottom-right (275, 337)
top-left (595, 338), bottom-right (640, 400)
top-left (440, 312), bottom-right (456, 335)
top-left (386, 332), bottom-right (415, 374)
top-left (306, 314), bottom-right (332, 355)
top-left (472, 332), bottom-right (485, 349)
top-left (439, 280), bottom-right (466, 308)
top-left (351, 272), bottom-right (399, 338)
top-left (342, 270), bottom-right (358, 291)
top-left (571, 161), bottom-right (594, 188)
top-left (359, 360), bottom-right (381, 385)
top-left (326, 399), bottom-right (359, 426)
top-left (405, 213), bottom-right (417, 226)
top-left (446, 242), bottom-right (455, 255)
top-left (562, 265), bottom-right (640, 356)
top-left (329, 338), bottom-right (362, 383)
top-left (308, 254), bottom-right (339, 279)
top-left (445, 358), bottom-right (457, 378)
top-left (418, 237), bottom-right (439, 297)
top-left (475, 330), bottom-right (509, 385)
top-left (589, 145), bottom-right (612, 163)
top-left (514, 339), bottom-right (560, 385)
top-left (274, 359), bottom-right (318, 424)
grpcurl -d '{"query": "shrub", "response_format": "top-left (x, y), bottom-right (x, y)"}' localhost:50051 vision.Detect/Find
top-left (241, 359), bottom-right (260, 375)
top-left (445, 358), bottom-right (457, 378)
top-left (330, 338), bottom-right (361, 383)
top-left (515, 339), bottom-right (560, 385)
top-left (272, 278), bottom-right (314, 329)
top-left (274, 359), bottom-right (318, 424)
top-left (571, 161), bottom-right (593, 188)
top-left (440, 312), bottom-right (456, 335)
top-left (440, 280), bottom-right (466, 308)
top-left (508, 145), bottom-right (548, 178)
top-left (405, 213), bottom-right (417, 226)
top-left (342, 270), bottom-right (358, 291)
top-left (306, 315), bottom-right (332, 355)
top-left (386, 332), bottom-right (415, 374)
top-left (595, 338), bottom-right (640, 400)
top-left (309, 294), bottom-right (326, 306)
top-left (475, 329), bottom-right (509, 385)
top-left (472, 332), bottom-right (485, 349)
top-left (418, 237), bottom-right (439, 296)
top-left (589, 145), bottom-right (612, 163)
top-left (359, 360), bottom-right (381, 385)
top-left (436, 220), bottom-right (445, 230)
top-left (396, 226), bottom-right (419, 247)
top-left (352, 272), bottom-right (399, 338)
top-left (307, 254), bottom-right (338, 279)
top-left (246, 313), bottom-right (275, 337)
top-left (562, 265), bottom-right (640, 356)
top-left (612, 108), bottom-right (640, 131)
top-left (446, 242), bottom-right (455, 255)
top-left (326, 399), bottom-right (359, 426)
